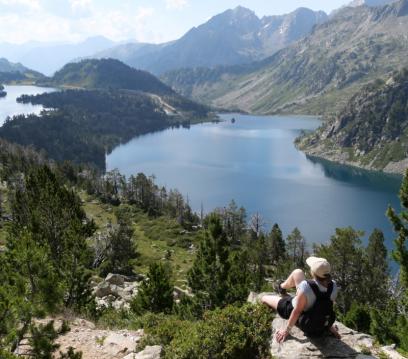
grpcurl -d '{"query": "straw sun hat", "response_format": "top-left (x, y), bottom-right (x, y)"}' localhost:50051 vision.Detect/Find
top-left (306, 256), bottom-right (331, 278)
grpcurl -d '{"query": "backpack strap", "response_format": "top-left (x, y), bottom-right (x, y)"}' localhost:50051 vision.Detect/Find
top-left (306, 280), bottom-right (333, 299)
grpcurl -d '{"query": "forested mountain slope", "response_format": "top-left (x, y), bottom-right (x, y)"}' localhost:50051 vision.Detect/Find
top-left (39, 58), bottom-right (174, 95)
top-left (297, 69), bottom-right (408, 173)
top-left (0, 59), bottom-right (213, 170)
top-left (162, 0), bottom-right (408, 115)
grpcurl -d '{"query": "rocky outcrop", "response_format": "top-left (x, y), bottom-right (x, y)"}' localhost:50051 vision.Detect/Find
top-left (92, 273), bottom-right (193, 309)
top-left (271, 317), bottom-right (405, 359)
top-left (247, 292), bottom-right (406, 359)
top-left (92, 273), bottom-right (142, 310)
top-left (297, 69), bottom-right (408, 174)
top-left (52, 318), bottom-right (161, 359)
top-left (14, 318), bottom-right (154, 359)
top-left (123, 346), bottom-right (162, 359)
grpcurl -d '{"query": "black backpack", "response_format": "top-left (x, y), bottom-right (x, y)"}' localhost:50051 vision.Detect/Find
top-left (296, 280), bottom-right (336, 336)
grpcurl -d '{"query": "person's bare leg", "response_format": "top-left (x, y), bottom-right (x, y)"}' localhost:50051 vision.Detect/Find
top-left (281, 269), bottom-right (305, 290)
top-left (261, 295), bottom-right (281, 310)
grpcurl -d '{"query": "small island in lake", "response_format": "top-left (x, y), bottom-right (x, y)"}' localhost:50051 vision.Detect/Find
top-left (0, 84), bottom-right (6, 98)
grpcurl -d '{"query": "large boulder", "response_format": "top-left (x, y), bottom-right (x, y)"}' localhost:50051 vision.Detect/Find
top-left (94, 282), bottom-right (112, 298)
top-left (105, 273), bottom-right (125, 286)
top-left (247, 293), bottom-right (405, 359)
top-left (124, 345), bottom-right (162, 359)
top-left (271, 317), bottom-right (377, 358)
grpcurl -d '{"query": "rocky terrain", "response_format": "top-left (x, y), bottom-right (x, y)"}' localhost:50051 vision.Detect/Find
top-left (349, 0), bottom-right (398, 7)
top-left (297, 70), bottom-right (408, 174)
top-left (92, 272), bottom-right (191, 310)
top-left (248, 292), bottom-right (406, 359)
top-left (15, 318), bottom-right (161, 359)
top-left (270, 317), bottom-right (404, 359)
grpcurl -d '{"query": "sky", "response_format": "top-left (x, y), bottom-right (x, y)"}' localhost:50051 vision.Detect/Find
top-left (0, 0), bottom-right (350, 45)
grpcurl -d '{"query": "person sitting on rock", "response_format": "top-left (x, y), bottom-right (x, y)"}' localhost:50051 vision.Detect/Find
top-left (261, 256), bottom-right (341, 343)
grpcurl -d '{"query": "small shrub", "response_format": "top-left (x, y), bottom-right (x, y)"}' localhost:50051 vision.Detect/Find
top-left (359, 345), bottom-right (371, 355)
top-left (377, 351), bottom-right (391, 359)
top-left (139, 304), bottom-right (274, 359)
top-left (343, 302), bottom-right (371, 333)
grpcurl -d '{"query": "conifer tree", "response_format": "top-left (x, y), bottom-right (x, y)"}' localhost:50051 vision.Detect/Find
top-left (10, 166), bottom-right (95, 309)
top-left (225, 250), bottom-right (252, 305)
top-left (100, 207), bottom-right (138, 276)
top-left (251, 232), bottom-right (268, 291)
top-left (387, 170), bottom-right (408, 287)
top-left (286, 227), bottom-right (306, 267)
top-left (132, 262), bottom-right (174, 314)
top-left (188, 213), bottom-right (230, 308)
top-left (268, 223), bottom-right (286, 265)
top-left (363, 229), bottom-right (389, 307)
top-left (314, 227), bottom-right (365, 314)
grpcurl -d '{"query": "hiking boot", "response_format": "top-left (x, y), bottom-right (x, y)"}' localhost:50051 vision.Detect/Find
top-left (275, 280), bottom-right (287, 296)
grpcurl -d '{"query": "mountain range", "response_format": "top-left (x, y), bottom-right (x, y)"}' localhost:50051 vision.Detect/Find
top-left (92, 6), bottom-right (328, 75)
top-left (348, 0), bottom-right (398, 6)
top-left (162, 0), bottom-right (408, 116)
top-left (0, 36), bottom-right (117, 76)
top-left (0, 57), bottom-right (43, 83)
top-left (0, 57), bottom-right (29, 73)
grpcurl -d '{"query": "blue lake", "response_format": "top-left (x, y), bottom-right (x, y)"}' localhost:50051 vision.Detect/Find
top-left (107, 113), bottom-right (403, 251)
top-left (0, 85), bottom-right (56, 125)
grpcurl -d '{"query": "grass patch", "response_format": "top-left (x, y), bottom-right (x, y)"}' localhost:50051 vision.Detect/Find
top-left (81, 195), bottom-right (202, 284)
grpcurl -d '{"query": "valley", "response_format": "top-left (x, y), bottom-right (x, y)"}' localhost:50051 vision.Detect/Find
top-left (1, 1), bottom-right (408, 358)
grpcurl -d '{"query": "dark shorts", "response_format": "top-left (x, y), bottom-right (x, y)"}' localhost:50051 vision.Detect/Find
top-left (277, 296), bottom-right (294, 319)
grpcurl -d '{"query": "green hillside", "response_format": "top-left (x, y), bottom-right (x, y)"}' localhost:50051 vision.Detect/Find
top-left (41, 58), bottom-right (174, 95)
top-left (297, 69), bottom-right (408, 173)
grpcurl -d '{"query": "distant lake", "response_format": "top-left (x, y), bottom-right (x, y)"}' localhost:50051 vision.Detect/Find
top-left (107, 113), bottom-right (403, 251)
top-left (0, 85), bottom-right (56, 125)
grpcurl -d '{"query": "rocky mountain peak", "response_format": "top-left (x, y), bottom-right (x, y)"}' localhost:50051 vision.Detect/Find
top-left (348, 0), bottom-right (398, 7)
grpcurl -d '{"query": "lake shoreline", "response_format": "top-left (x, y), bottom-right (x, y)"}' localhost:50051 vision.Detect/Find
top-left (107, 113), bottom-right (401, 249)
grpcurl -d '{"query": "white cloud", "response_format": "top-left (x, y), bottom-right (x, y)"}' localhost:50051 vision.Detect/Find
top-left (165, 0), bottom-right (188, 10)
top-left (69, 0), bottom-right (92, 13)
top-left (0, 0), bottom-right (40, 10)
top-left (0, 2), bottom-right (163, 44)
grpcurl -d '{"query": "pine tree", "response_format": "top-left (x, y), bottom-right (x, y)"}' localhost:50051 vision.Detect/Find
top-left (314, 227), bottom-right (365, 314)
top-left (363, 229), bottom-right (389, 308)
top-left (387, 170), bottom-right (408, 287)
top-left (268, 223), bottom-right (286, 265)
top-left (218, 200), bottom-right (247, 245)
top-left (10, 166), bottom-right (95, 309)
top-left (286, 227), bottom-right (306, 267)
top-left (187, 213), bottom-right (230, 308)
top-left (225, 250), bottom-right (252, 305)
top-left (100, 207), bottom-right (138, 276)
top-left (132, 262), bottom-right (174, 314)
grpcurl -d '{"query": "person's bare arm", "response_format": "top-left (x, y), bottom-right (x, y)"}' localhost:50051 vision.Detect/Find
top-left (275, 292), bottom-right (307, 344)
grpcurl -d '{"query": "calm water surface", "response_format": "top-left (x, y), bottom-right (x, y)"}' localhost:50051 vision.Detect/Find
top-left (0, 85), bottom-right (56, 125)
top-left (107, 114), bottom-right (403, 250)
